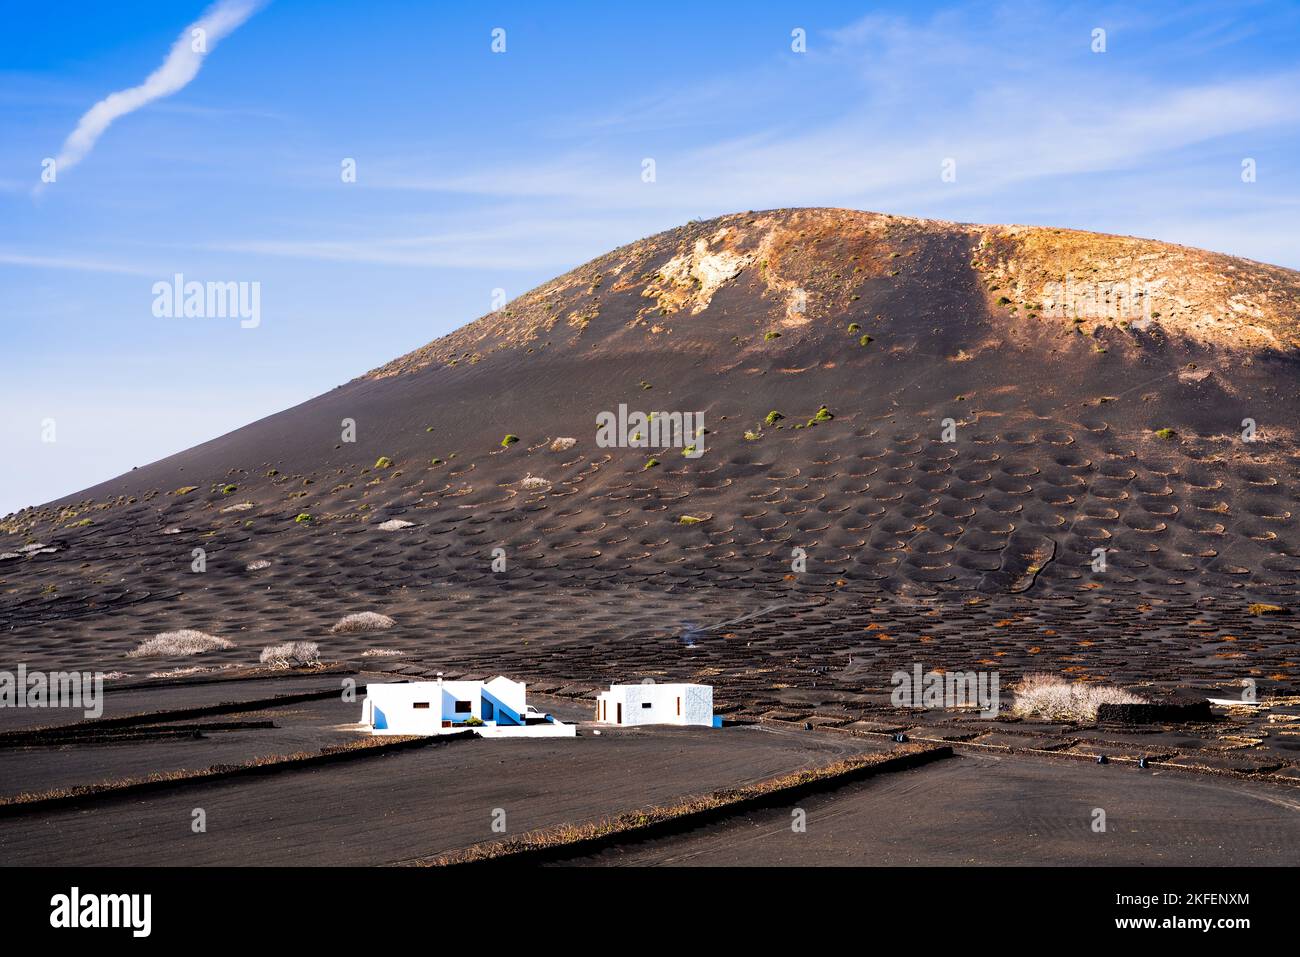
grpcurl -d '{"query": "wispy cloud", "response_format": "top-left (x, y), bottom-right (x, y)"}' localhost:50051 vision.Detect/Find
top-left (300, 6), bottom-right (1297, 270)
top-left (0, 250), bottom-right (158, 276)
top-left (46, 0), bottom-right (262, 180)
top-left (213, 214), bottom-right (655, 271)
top-left (369, 75), bottom-right (1300, 214)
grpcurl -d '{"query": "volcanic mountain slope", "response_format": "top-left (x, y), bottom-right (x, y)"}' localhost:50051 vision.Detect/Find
top-left (2, 208), bottom-right (1298, 714)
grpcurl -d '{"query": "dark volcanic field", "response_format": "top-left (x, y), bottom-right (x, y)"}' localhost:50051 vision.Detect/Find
top-left (2, 210), bottom-right (1299, 843)
top-left (4, 210), bottom-right (1297, 697)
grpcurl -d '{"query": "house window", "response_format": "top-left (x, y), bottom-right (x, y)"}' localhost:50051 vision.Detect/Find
top-left (413, 702), bottom-right (430, 709)
top-left (642, 702), bottom-right (652, 709)
top-left (454, 701), bottom-right (472, 713)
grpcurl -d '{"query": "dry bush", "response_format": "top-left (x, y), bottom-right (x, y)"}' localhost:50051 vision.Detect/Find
top-left (1248, 603), bottom-right (1286, 616)
top-left (361, 648), bottom-right (403, 658)
top-left (550, 437), bottom-right (576, 452)
top-left (259, 641), bottom-right (321, 668)
top-left (520, 473), bottom-right (551, 491)
top-left (245, 559), bottom-right (271, 571)
top-left (128, 630), bottom-right (233, 658)
top-left (147, 666), bottom-right (219, 678)
top-left (1011, 673), bottom-right (1144, 722)
top-left (376, 519), bottom-right (415, 531)
top-left (330, 612), bottom-right (395, 634)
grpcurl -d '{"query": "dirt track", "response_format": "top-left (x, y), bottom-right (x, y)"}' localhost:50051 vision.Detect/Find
top-left (557, 750), bottom-right (1300, 866)
top-left (0, 724), bottom-right (878, 865)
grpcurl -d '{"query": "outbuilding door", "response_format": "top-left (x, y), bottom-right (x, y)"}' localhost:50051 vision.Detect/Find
top-left (617, 702), bottom-right (622, 723)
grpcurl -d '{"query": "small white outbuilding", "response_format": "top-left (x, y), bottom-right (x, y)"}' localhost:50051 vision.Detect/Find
top-left (595, 682), bottom-right (717, 727)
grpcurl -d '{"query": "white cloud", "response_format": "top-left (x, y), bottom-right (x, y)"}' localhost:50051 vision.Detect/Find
top-left (343, 4), bottom-right (1298, 229)
top-left (49, 0), bottom-right (261, 178)
top-left (212, 214), bottom-right (663, 271)
top-left (0, 251), bottom-right (158, 276)
top-left (369, 71), bottom-right (1299, 216)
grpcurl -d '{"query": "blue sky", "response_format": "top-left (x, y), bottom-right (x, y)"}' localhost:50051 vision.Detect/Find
top-left (3, 0), bottom-right (1299, 516)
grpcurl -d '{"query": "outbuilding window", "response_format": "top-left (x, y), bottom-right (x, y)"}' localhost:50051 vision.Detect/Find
top-left (413, 702), bottom-right (430, 709)
top-left (642, 702), bottom-right (652, 709)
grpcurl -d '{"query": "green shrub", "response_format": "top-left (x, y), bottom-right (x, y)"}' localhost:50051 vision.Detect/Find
top-left (764, 331), bottom-right (781, 341)
top-left (643, 458), bottom-right (659, 470)
top-left (221, 484), bottom-right (238, 495)
top-left (374, 456), bottom-right (394, 469)
top-left (501, 434), bottom-right (520, 447)
top-left (847, 322), bottom-right (861, 333)
top-left (1153, 428), bottom-right (1177, 440)
top-left (764, 410), bottom-right (784, 426)
top-left (859, 334), bottom-right (873, 346)
top-left (294, 513), bottom-right (312, 524)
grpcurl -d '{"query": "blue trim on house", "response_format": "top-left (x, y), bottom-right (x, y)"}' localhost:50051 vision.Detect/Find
top-left (480, 686), bottom-right (524, 726)
top-left (373, 704), bottom-right (388, 730)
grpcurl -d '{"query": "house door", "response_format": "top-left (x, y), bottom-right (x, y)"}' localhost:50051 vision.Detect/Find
top-left (616, 703), bottom-right (622, 723)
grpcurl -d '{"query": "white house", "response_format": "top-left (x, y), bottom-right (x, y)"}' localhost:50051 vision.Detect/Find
top-left (595, 683), bottom-right (717, 727)
top-left (362, 675), bottom-right (574, 738)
